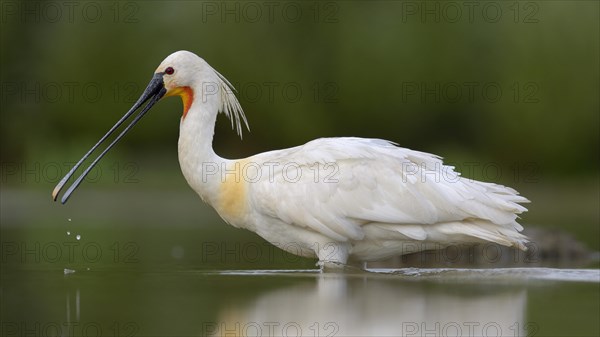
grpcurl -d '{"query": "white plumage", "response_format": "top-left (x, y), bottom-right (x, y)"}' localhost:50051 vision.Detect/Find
top-left (55, 50), bottom-right (529, 269)
top-left (166, 51), bottom-right (528, 268)
top-left (232, 137), bottom-right (527, 265)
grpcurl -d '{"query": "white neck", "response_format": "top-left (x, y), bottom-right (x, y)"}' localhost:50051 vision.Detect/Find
top-left (177, 99), bottom-right (225, 205)
top-left (174, 61), bottom-right (248, 206)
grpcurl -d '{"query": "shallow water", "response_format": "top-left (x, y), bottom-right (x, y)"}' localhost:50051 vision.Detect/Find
top-left (2, 264), bottom-right (599, 337)
top-left (2, 190), bottom-right (599, 336)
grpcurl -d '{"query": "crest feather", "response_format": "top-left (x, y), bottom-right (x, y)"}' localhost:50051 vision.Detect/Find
top-left (213, 68), bottom-right (250, 138)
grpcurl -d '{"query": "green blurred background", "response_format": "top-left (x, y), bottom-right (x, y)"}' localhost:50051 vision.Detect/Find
top-left (2, 3), bottom-right (599, 336)
top-left (1, 1), bottom-right (598, 252)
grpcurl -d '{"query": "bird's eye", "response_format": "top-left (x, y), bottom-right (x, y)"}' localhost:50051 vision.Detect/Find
top-left (165, 67), bottom-right (175, 75)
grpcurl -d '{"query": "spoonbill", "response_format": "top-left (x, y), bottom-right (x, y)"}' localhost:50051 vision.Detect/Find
top-left (52, 51), bottom-right (528, 269)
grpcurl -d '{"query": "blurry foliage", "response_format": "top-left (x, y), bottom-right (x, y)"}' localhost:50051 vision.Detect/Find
top-left (1, 1), bottom-right (598, 180)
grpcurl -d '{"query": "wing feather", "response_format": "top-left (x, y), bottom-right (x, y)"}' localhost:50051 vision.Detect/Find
top-left (248, 137), bottom-right (528, 244)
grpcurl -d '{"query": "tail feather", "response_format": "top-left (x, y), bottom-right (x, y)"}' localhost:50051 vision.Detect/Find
top-left (433, 219), bottom-right (528, 250)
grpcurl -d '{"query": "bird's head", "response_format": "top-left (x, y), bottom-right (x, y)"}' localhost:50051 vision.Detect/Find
top-left (156, 50), bottom-right (203, 94)
top-left (51, 50), bottom-right (248, 204)
top-left (154, 50), bottom-right (248, 131)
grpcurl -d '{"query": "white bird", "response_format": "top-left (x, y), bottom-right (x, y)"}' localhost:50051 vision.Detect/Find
top-left (52, 51), bottom-right (529, 269)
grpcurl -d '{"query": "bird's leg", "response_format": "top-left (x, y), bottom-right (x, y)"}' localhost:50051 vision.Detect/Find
top-left (317, 261), bottom-right (368, 273)
top-left (316, 242), bottom-right (366, 272)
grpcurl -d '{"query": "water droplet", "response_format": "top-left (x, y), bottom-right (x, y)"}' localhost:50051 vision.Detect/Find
top-left (76, 234), bottom-right (81, 241)
top-left (68, 218), bottom-right (72, 222)
top-left (64, 268), bottom-right (76, 275)
top-left (66, 231), bottom-right (71, 235)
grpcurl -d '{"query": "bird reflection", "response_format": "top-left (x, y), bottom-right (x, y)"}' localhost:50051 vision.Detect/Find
top-left (205, 273), bottom-right (527, 337)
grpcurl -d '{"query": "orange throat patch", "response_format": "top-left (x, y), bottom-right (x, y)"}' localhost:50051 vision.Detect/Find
top-left (167, 86), bottom-right (194, 119)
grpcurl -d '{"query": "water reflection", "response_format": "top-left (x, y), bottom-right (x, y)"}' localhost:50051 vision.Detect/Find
top-left (5, 267), bottom-right (597, 336)
top-left (209, 273), bottom-right (528, 337)
top-left (65, 287), bottom-right (80, 325)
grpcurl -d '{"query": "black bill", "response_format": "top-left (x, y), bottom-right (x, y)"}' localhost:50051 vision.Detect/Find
top-left (52, 72), bottom-right (167, 204)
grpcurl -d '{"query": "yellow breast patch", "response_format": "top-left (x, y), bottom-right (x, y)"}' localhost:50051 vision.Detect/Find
top-left (217, 159), bottom-right (249, 223)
